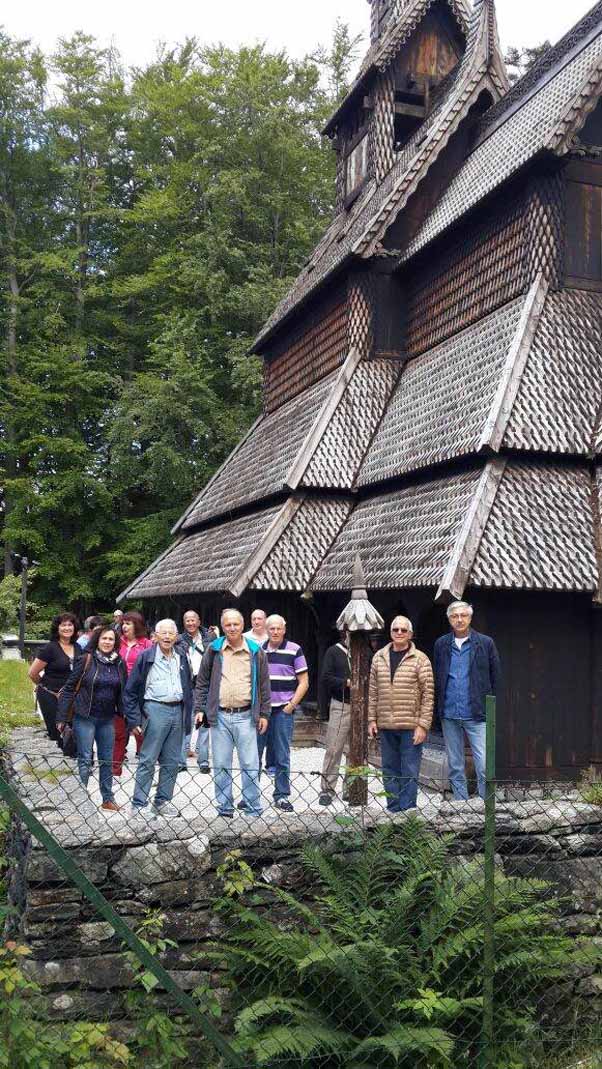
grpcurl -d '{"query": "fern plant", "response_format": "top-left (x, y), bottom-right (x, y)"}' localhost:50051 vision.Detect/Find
top-left (210, 819), bottom-right (580, 1068)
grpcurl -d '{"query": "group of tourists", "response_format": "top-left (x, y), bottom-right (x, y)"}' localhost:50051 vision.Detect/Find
top-left (27, 599), bottom-right (499, 818)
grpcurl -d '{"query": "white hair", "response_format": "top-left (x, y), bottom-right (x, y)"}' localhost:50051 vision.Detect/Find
top-left (391, 615), bottom-right (413, 633)
top-left (154, 618), bottom-right (178, 634)
top-left (221, 608), bottom-right (244, 625)
top-left (183, 609), bottom-right (200, 621)
top-left (266, 614), bottom-right (286, 628)
top-left (446, 601), bottom-right (474, 619)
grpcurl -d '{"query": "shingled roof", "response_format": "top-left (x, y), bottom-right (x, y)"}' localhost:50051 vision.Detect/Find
top-left (403, 3), bottom-right (602, 261)
top-left (253, 0), bottom-right (508, 351)
top-left (358, 281), bottom-right (544, 487)
top-left (173, 351), bottom-right (399, 532)
top-left (121, 496), bottom-right (354, 600)
top-left (313, 459), bottom-right (599, 597)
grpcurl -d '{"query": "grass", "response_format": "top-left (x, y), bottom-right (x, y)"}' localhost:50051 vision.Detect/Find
top-left (0, 660), bottom-right (39, 743)
top-left (20, 762), bottom-right (72, 783)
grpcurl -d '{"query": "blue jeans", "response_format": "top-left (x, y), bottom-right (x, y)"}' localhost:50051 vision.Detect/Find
top-left (180, 727), bottom-right (210, 766)
top-left (211, 710), bottom-right (262, 815)
top-left (441, 718), bottom-right (486, 800)
top-left (258, 708), bottom-right (295, 800)
top-left (132, 701), bottom-right (184, 809)
top-left (73, 715), bottom-right (115, 804)
top-left (380, 728), bottom-right (423, 811)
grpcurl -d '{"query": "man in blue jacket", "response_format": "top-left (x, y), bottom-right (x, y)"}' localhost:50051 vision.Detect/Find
top-left (434, 602), bottom-right (501, 800)
top-left (194, 609), bottom-right (271, 819)
top-left (124, 619), bottom-right (194, 817)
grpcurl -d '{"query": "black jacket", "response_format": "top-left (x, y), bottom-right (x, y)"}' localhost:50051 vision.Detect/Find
top-left (434, 630), bottom-right (501, 722)
top-left (58, 652), bottom-right (127, 721)
top-left (123, 644), bottom-right (194, 734)
top-left (319, 643), bottom-right (351, 713)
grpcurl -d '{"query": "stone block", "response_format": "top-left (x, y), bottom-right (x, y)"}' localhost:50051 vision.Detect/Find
top-left (46, 990), bottom-right (123, 1020)
top-left (112, 836), bottom-right (211, 888)
top-left (161, 910), bottom-right (212, 941)
top-left (23, 953), bottom-right (135, 989)
top-left (503, 857), bottom-right (602, 913)
top-left (26, 847), bottom-right (109, 884)
top-left (576, 974), bottom-right (602, 996)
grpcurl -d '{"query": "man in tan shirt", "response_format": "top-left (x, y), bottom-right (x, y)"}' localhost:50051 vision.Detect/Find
top-left (195, 609), bottom-right (271, 818)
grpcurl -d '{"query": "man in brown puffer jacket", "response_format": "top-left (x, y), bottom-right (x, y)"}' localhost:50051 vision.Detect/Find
top-left (368, 615), bottom-right (434, 811)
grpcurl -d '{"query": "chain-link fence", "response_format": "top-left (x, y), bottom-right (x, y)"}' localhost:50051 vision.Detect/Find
top-left (2, 713), bottom-right (602, 1068)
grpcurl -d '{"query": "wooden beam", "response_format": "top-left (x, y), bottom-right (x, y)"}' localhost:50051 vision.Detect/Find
top-left (284, 347), bottom-right (364, 490)
top-left (394, 101), bottom-right (427, 119)
top-left (478, 273), bottom-right (548, 454)
top-left (436, 459), bottom-right (507, 603)
top-left (228, 496), bottom-right (306, 598)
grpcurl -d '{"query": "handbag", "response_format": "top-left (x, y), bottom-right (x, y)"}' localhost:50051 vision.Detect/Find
top-left (61, 723), bottom-right (77, 759)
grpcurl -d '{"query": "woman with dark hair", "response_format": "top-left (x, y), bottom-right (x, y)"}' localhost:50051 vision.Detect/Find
top-left (57, 625), bottom-right (127, 812)
top-left (113, 610), bottom-right (152, 774)
top-left (29, 613), bottom-right (82, 746)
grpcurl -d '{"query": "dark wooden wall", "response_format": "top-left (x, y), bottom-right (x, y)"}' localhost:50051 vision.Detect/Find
top-left (467, 588), bottom-right (599, 781)
top-left (262, 285), bottom-right (348, 413)
top-left (402, 166), bottom-right (565, 358)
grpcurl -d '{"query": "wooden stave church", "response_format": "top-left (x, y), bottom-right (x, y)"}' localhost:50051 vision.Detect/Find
top-left (120, 0), bottom-right (602, 782)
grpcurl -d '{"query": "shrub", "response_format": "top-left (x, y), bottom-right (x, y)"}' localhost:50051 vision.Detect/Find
top-left (213, 819), bottom-right (579, 1068)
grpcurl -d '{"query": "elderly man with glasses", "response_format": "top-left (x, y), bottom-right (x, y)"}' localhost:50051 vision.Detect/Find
top-left (368, 616), bottom-right (434, 812)
top-left (434, 601), bottom-right (501, 801)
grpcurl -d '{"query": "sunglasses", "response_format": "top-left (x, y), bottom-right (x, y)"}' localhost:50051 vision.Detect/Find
top-left (391, 627), bottom-right (409, 633)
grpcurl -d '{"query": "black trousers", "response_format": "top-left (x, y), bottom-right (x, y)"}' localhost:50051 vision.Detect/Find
top-left (37, 688), bottom-right (61, 743)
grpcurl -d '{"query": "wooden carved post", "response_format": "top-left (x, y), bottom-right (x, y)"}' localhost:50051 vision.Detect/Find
top-left (337, 554), bottom-right (384, 807)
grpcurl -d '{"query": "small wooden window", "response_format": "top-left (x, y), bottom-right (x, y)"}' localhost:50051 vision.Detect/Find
top-left (345, 133), bottom-right (369, 204)
top-left (565, 163), bottom-right (602, 291)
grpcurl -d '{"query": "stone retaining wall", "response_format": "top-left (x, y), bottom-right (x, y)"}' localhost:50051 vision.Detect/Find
top-left (3, 727), bottom-right (602, 1024)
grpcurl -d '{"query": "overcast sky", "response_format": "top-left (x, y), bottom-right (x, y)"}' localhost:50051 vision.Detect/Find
top-left (2, 1), bottom-right (595, 69)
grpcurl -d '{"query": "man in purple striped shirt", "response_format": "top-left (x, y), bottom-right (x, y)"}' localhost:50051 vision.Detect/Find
top-left (257, 614), bottom-right (309, 812)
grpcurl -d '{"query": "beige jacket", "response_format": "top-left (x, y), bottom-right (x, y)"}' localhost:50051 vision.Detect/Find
top-left (368, 643), bottom-right (434, 732)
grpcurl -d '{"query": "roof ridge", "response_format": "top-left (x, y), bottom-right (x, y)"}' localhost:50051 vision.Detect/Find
top-left (354, 0), bottom-right (507, 255)
top-left (476, 1), bottom-right (602, 144)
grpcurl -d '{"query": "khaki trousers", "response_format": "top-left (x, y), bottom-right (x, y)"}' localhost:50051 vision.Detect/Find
top-left (320, 697), bottom-right (351, 795)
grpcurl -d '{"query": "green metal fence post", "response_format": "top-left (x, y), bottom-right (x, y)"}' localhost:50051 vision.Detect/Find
top-left (0, 770), bottom-right (245, 1069)
top-left (480, 694), bottom-right (496, 1069)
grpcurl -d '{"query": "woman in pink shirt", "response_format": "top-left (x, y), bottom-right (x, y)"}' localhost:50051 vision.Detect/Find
top-left (113, 611), bottom-right (152, 775)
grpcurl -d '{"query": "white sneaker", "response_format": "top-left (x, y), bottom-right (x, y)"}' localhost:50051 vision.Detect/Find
top-left (152, 801), bottom-right (181, 818)
top-left (129, 805), bottom-right (156, 821)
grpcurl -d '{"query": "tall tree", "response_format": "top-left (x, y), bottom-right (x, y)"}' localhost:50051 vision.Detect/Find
top-left (0, 34), bottom-right (48, 575)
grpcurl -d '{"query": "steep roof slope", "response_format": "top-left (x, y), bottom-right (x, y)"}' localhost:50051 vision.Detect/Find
top-left (253, 0), bottom-right (507, 351)
top-left (403, 2), bottom-right (602, 260)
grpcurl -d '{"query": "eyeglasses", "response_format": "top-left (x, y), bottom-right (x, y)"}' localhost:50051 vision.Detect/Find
top-left (391, 627), bottom-right (409, 633)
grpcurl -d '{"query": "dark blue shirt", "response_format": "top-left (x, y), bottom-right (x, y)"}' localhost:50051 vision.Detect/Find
top-left (94, 660), bottom-right (122, 719)
top-left (442, 637), bottom-right (472, 720)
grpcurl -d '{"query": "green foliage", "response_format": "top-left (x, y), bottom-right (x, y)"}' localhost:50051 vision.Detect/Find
top-left (212, 820), bottom-right (580, 1068)
top-left (0, 941), bottom-right (132, 1068)
top-left (580, 766), bottom-right (602, 806)
top-left (505, 41), bottom-right (551, 85)
top-left (0, 662), bottom-right (37, 744)
top-left (0, 23), bottom-right (358, 609)
top-left (216, 849), bottom-right (256, 897)
top-left (123, 911), bottom-right (194, 1067)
